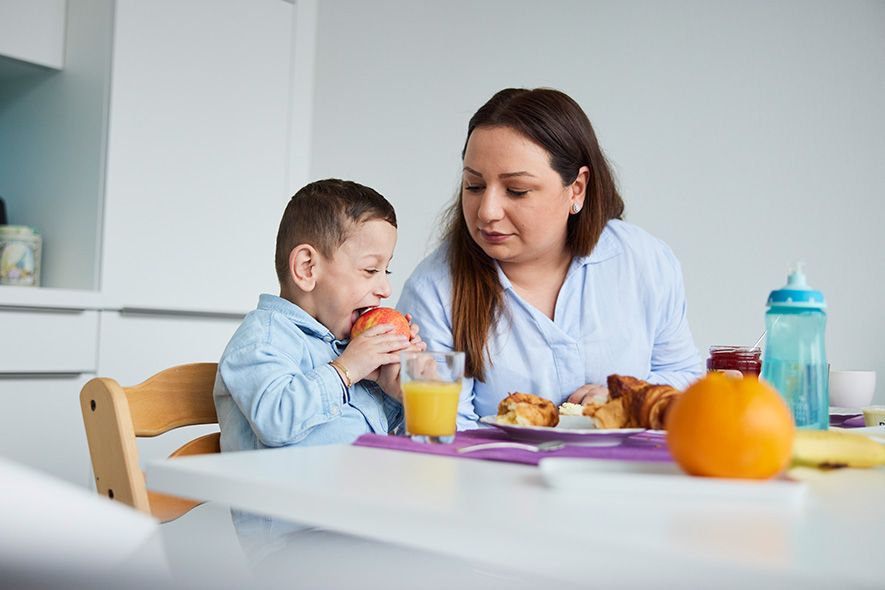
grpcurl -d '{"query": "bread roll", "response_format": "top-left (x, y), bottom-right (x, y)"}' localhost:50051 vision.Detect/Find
top-left (497, 392), bottom-right (559, 427)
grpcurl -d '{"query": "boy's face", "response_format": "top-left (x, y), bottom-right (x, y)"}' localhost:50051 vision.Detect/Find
top-left (313, 219), bottom-right (397, 340)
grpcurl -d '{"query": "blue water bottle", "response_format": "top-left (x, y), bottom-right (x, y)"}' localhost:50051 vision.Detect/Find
top-left (761, 263), bottom-right (828, 430)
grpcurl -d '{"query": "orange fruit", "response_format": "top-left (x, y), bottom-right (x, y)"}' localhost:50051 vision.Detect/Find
top-left (666, 373), bottom-right (795, 479)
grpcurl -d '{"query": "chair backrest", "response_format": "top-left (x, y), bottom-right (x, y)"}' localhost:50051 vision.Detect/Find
top-left (79, 362), bottom-right (220, 523)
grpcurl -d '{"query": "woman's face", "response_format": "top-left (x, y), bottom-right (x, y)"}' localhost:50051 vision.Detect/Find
top-left (461, 126), bottom-right (585, 269)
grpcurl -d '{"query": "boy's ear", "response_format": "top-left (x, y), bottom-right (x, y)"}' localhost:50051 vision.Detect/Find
top-left (288, 244), bottom-right (319, 291)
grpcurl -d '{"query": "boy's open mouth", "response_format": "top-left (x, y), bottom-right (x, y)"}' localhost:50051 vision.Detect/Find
top-left (350, 307), bottom-right (375, 327)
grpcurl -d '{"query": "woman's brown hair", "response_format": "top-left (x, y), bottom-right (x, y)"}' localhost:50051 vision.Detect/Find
top-left (444, 88), bottom-right (625, 380)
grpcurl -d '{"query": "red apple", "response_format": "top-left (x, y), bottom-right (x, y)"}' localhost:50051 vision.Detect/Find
top-left (351, 307), bottom-right (410, 339)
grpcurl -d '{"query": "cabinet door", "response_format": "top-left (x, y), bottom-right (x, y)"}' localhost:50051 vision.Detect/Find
top-left (0, 307), bottom-right (99, 374)
top-left (0, 0), bottom-right (66, 69)
top-left (101, 0), bottom-right (295, 313)
top-left (97, 311), bottom-right (241, 470)
top-left (0, 374), bottom-right (94, 488)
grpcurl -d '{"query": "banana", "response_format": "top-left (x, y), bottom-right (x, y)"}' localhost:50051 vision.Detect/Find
top-left (791, 428), bottom-right (885, 469)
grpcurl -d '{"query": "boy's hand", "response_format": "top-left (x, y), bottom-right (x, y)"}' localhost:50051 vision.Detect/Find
top-left (373, 315), bottom-right (426, 399)
top-left (365, 314), bottom-right (426, 382)
top-left (336, 324), bottom-right (409, 384)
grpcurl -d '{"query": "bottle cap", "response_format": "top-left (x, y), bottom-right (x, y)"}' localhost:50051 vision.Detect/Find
top-left (766, 262), bottom-right (826, 309)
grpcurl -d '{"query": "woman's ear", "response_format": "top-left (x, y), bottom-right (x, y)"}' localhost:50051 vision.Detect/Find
top-left (289, 244), bottom-right (319, 291)
top-left (570, 165), bottom-right (590, 211)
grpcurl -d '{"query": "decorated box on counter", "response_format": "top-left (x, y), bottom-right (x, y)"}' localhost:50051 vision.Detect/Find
top-left (0, 226), bottom-right (42, 287)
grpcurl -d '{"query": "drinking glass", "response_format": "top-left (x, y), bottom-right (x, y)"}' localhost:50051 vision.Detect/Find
top-left (400, 350), bottom-right (464, 443)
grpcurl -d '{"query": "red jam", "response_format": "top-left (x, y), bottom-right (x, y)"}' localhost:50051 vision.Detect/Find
top-left (706, 346), bottom-right (762, 377)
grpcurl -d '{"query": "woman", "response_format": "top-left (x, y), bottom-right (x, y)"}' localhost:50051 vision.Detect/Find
top-left (397, 88), bottom-right (703, 428)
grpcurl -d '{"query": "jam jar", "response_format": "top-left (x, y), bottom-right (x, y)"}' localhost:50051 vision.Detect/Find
top-left (706, 346), bottom-right (762, 378)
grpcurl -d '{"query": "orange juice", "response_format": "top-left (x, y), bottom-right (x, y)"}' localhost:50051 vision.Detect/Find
top-left (403, 380), bottom-right (460, 437)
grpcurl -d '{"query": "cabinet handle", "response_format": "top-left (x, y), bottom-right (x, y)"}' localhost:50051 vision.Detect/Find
top-left (0, 372), bottom-right (85, 379)
top-left (119, 307), bottom-right (245, 321)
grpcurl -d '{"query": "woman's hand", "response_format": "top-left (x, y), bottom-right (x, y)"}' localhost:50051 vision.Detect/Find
top-left (567, 384), bottom-right (609, 405)
top-left (405, 313), bottom-right (427, 351)
top-left (374, 362), bottom-right (403, 402)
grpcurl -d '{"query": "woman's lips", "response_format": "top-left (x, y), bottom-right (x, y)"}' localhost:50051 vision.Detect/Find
top-left (480, 230), bottom-right (510, 243)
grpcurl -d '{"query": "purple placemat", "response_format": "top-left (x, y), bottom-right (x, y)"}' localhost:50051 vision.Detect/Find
top-left (830, 413), bottom-right (865, 428)
top-left (353, 428), bottom-right (672, 466)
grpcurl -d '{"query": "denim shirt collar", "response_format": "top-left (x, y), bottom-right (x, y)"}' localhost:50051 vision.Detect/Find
top-left (257, 294), bottom-right (348, 350)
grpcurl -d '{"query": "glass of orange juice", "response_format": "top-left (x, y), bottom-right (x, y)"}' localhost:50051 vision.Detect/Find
top-left (400, 350), bottom-right (464, 443)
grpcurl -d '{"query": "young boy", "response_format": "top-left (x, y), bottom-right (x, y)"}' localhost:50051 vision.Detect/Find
top-left (213, 179), bottom-right (422, 453)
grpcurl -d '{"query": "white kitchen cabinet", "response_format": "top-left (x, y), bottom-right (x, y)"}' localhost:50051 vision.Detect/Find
top-left (0, 0), bottom-right (67, 70)
top-left (96, 310), bottom-right (242, 471)
top-left (0, 0), bottom-right (316, 487)
top-left (0, 374), bottom-right (94, 488)
top-left (0, 306), bottom-right (98, 374)
top-left (0, 300), bottom-right (98, 487)
top-left (100, 0), bottom-right (298, 314)
top-left (0, 0), bottom-right (112, 293)
top-left (0, 0), bottom-right (315, 303)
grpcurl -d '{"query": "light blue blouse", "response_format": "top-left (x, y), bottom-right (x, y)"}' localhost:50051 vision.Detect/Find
top-left (214, 294), bottom-right (402, 452)
top-left (396, 220), bottom-right (703, 429)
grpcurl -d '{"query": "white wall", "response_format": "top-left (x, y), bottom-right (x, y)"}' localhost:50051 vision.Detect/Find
top-left (309, 0), bottom-right (885, 404)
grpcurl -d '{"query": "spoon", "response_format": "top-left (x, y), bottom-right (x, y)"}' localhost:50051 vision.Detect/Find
top-left (751, 330), bottom-right (766, 349)
top-left (457, 440), bottom-right (566, 453)
top-left (752, 316), bottom-right (780, 349)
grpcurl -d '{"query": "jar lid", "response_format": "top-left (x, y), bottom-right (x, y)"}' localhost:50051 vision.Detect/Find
top-left (767, 262), bottom-right (826, 309)
top-left (0, 225), bottom-right (41, 237)
top-left (709, 346), bottom-right (761, 356)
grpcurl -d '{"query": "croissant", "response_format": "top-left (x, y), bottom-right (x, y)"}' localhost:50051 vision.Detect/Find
top-left (583, 374), bottom-right (681, 430)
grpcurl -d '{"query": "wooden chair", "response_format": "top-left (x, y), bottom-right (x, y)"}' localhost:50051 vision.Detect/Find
top-left (79, 363), bottom-right (221, 523)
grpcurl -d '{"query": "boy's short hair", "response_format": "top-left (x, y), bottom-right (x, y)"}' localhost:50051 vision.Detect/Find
top-left (275, 179), bottom-right (397, 285)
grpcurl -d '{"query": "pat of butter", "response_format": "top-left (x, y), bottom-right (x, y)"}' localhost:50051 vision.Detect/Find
top-left (861, 405), bottom-right (885, 427)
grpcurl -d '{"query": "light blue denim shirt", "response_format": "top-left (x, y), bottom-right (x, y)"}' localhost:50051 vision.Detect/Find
top-left (214, 294), bottom-right (403, 452)
top-left (397, 220), bottom-right (703, 429)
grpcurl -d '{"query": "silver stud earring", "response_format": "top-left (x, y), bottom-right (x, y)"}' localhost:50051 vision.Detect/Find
top-left (572, 203), bottom-right (580, 213)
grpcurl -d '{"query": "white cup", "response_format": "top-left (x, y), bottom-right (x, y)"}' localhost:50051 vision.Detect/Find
top-left (828, 370), bottom-right (876, 409)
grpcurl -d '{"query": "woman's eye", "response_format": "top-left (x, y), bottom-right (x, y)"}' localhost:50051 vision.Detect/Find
top-left (507, 189), bottom-right (529, 197)
top-left (364, 268), bottom-right (379, 275)
top-left (464, 184), bottom-right (484, 193)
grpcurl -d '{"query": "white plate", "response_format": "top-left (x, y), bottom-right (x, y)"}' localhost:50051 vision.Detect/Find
top-left (834, 424), bottom-right (885, 440)
top-left (540, 458), bottom-right (806, 505)
top-left (480, 415), bottom-right (644, 445)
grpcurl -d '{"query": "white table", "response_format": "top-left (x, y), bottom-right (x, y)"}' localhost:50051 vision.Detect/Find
top-left (147, 444), bottom-right (883, 589)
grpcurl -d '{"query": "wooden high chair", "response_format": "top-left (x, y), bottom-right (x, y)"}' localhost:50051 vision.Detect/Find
top-left (79, 363), bottom-right (221, 523)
